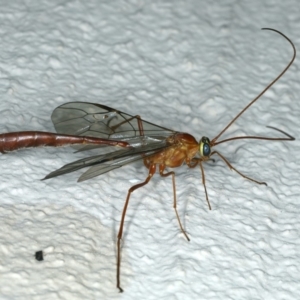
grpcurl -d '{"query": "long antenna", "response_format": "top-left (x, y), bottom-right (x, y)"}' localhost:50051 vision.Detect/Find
top-left (213, 126), bottom-right (295, 146)
top-left (210, 28), bottom-right (296, 146)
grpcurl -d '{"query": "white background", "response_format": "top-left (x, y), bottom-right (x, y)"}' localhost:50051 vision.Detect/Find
top-left (0, 1), bottom-right (299, 299)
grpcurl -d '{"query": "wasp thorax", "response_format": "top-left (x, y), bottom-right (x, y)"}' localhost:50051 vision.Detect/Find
top-left (199, 137), bottom-right (211, 157)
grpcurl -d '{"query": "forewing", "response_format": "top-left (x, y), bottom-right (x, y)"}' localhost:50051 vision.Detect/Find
top-left (47, 102), bottom-right (176, 181)
top-left (51, 102), bottom-right (175, 142)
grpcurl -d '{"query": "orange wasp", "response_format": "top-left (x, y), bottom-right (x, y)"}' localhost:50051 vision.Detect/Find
top-left (0, 28), bottom-right (295, 292)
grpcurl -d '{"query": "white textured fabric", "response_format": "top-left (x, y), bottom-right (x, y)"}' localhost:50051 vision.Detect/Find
top-left (0, 1), bottom-right (299, 299)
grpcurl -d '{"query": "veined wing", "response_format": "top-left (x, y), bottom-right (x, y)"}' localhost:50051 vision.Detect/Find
top-left (46, 102), bottom-right (177, 181)
top-left (51, 102), bottom-right (176, 144)
top-left (43, 140), bottom-right (168, 182)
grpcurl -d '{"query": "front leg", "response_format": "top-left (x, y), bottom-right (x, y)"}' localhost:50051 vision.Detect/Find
top-left (210, 151), bottom-right (267, 186)
top-left (186, 157), bottom-right (212, 210)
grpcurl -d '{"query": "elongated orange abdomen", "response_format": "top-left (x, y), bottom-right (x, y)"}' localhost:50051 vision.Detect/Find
top-left (0, 131), bottom-right (129, 153)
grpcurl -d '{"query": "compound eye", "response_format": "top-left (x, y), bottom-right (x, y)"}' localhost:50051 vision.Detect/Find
top-left (199, 137), bottom-right (211, 157)
top-left (203, 143), bottom-right (211, 156)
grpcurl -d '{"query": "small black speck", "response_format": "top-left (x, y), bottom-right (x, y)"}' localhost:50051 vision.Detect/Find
top-left (35, 250), bottom-right (44, 261)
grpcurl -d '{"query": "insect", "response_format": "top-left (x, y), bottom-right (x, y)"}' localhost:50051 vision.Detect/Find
top-left (0, 28), bottom-right (295, 292)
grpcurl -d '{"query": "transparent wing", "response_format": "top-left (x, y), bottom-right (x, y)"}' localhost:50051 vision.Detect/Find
top-left (48, 102), bottom-right (176, 181)
top-left (43, 141), bottom-right (168, 182)
top-left (51, 102), bottom-right (176, 142)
